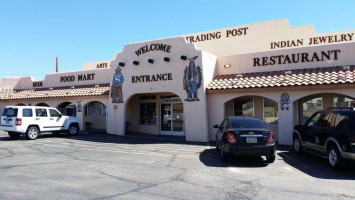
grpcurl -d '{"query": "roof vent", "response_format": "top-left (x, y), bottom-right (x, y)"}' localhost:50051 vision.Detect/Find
top-left (235, 74), bottom-right (243, 78)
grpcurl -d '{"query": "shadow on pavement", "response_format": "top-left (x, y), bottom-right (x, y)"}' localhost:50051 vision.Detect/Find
top-left (199, 148), bottom-right (268, 168)
top-left (278, 150), bottom-right (355, 180)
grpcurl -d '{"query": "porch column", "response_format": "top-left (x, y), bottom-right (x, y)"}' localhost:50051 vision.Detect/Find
top-left (278, 101), bottom-right (294, 145)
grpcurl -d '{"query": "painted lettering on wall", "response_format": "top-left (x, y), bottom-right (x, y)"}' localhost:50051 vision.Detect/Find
top-left (33, 82), bottom-right (43, 87)
top-left (185, 27), bottom-right (249, 43)
top-left (270, 33), bottom-right (354, 50)
top-left (96, 63), bottom-right (108, 68)
top-left (253, 50), bottom-right (341, 67)
top-left (135, 43), bottom-right (171, 57)
top-left (131, 73), bottom-right (172, 83)
top-left (60, 73), bottom-right (96, 82)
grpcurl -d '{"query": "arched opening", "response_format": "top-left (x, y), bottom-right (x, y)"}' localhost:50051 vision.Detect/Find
top-left (296, 93), bottom-right (355, 123)
top-left (83, 101), bottom-right (106, 130)
top-left (36, 102), bottom-right (49, 107)
top-left (15, 103), bottom-right (26, 106)
top-left (224, 95), bottom-right (279, 140)
top-left (57, 102), bottom-right (76, 116)
top-left (125, 92), bottom-right (184, 136)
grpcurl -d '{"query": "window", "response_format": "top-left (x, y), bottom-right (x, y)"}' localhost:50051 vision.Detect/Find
top-left (307, 112), bottom-right (321, 127)
top-left (234, 97), bottom-right (254, 117)
top-left (85, 101), bottom-right (106, 116)
top-left (49, 109), bottom-right (61, 117)
top-left (35, 109), bottom-right (48, 117)
top-left (333, 96), bottom-right (355, 107)
top-left (334, 112), bottom-right (350, 132)
top-left (264, 98), bottom-right (278, 124)
top-left (2, 108), bottom-right (18, 117)
top-left (302, 97), bottom-right (323, 122)
top-left (230, 118), bottom-right (266, 129)
top-left (139, 103), bottom-right (156, 125)
top-left (22, 109), bottom-right (33, 117)
top-left (317, 112), bottom-right (334, 128)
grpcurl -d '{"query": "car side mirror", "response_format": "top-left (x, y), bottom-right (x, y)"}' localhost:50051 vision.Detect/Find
top-left (213, 124), bottom-right (219, 129)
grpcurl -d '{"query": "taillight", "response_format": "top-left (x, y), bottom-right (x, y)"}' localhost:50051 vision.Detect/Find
top-left (227, 132), bottom-right (237, 144)
top-left (267, 132), bottom-right (275, 144)
top-left (15, 118), bottom-right (22, 126)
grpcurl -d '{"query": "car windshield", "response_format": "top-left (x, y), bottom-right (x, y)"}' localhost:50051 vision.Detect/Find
top-left (1, 108), bottom-right (18, 117)
top-left (230, 118), bottom-right (266, 129)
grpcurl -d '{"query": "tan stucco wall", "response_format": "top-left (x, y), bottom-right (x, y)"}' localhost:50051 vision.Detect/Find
top-left (106, 37), bottom-right (216, 142)
top-left (0, 96), bottom-right (108, 131)
top-left (183, 19), bottom-right (355, 56)
top-left (207, 88), bottom-right (355, 145)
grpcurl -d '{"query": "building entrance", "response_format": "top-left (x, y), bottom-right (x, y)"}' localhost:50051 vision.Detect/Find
top-left (160, 103), bottom-right (184, 136)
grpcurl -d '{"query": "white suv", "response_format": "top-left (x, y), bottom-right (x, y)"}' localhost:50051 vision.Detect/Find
top-left (0, 106), bottom-right (81, 140)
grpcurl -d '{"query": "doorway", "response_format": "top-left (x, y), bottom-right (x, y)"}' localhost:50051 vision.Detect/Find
top-left (160, 103), bottom-right (184, 136)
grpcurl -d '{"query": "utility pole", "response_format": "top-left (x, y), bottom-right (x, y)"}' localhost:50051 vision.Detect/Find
top-left (56, 57), bottom-right (58, 73)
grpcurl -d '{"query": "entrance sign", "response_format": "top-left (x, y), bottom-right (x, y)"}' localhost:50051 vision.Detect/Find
top-left (131, 73), bottom-right (172, 83)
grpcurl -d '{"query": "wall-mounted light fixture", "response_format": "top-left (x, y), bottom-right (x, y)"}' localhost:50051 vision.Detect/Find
top-left (148, 59), bottom-right (154, 64)
top-left (164, 57), bottom-right (170, 62)
top-left (181, 55), bottom-right (187, 60)
top-left (343, 65), bottom-right (350, 70)
top-left (133, 61), bottom-right (139, 65)
top-left (119, 62), bottom-right (125, 67)
top-left (285, 70), bottom-right (292, 75)
top-left (224, 64), bottom-right (231, 68)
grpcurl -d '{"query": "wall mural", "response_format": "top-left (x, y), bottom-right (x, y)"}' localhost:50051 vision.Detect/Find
top-left (111, 66), bottom-right (124, 103)
top-left (77, 100), bottom-right (82, 112)
top-left (183, 56), bottom-right (202, 102)
top-left (279, 93), bottom-right (290, 110)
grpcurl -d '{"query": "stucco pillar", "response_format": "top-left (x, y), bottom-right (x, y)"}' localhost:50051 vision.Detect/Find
top-left (278, 101), bottom-right (294, 145)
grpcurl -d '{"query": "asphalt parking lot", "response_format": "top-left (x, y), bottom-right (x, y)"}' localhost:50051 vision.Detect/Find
top-left (0, 131), bottom-right (355, 200)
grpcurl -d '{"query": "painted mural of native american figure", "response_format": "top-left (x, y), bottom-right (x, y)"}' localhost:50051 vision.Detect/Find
top-left (183, 56), bottom-right (202, 102)
top-left (111, 66), bottom-right (124, 103)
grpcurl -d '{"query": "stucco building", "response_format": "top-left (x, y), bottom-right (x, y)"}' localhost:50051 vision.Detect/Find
top-left (1, 19), bottom-right (355, 145)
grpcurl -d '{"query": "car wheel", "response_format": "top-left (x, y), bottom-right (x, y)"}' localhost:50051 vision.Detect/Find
top-left (293, 135), bottom-right (302, 154)
top-left (266, 155), bottom-right (276, 163)
top-left (67, 124), bottom-right (79, 136)
top-left (328, 144), bottom-right (343, 170)
top-left (8, 132), bottom-right (21, 139)
top-left (215, 136), bottom-right (220, 151)
top-left (220, 143), bottom-right (230, 162)
top-left (26, 127), bottom-right (39, 140)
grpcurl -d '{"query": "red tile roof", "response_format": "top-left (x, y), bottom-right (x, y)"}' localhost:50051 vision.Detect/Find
top-left (207, 65), bottom-right (355, 90)
top-left (0, 84), bottom-right (110, 100)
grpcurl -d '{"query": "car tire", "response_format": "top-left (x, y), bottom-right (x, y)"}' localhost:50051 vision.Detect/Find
top-left (266, 155), bottom-right (276, 163)
top-left (220, 143), bottom-right (230, 162)
top-left (8, 132), bottom-right (21, 139)
top-left (327, 144), bottom-right (344, 170)
top-left (293, 135), bottom-right (302, 154)
top-left (25, 126), bottom-right (39, 140)
top-left (67, 124), bottom-right (79, 136)
top-left (215, 136), bottom-right (220, 151)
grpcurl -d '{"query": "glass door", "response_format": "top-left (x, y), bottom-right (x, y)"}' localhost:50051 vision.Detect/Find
top-left (160, 103), bottom-right (184, 136)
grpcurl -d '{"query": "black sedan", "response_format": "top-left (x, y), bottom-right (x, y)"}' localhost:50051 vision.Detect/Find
top-left (214, 117), bottom-right (276, 162)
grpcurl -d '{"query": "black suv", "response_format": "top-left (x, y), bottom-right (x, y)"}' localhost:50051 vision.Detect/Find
top-left (293, 107), bottom-right (355, 169)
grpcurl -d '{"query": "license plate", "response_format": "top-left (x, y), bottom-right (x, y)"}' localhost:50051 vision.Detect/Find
top-left (246, 137), bottom-right (257, 143)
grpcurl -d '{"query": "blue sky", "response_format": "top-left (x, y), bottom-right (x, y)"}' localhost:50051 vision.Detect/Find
top-left (0, 0), bottom-right (354, 80)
